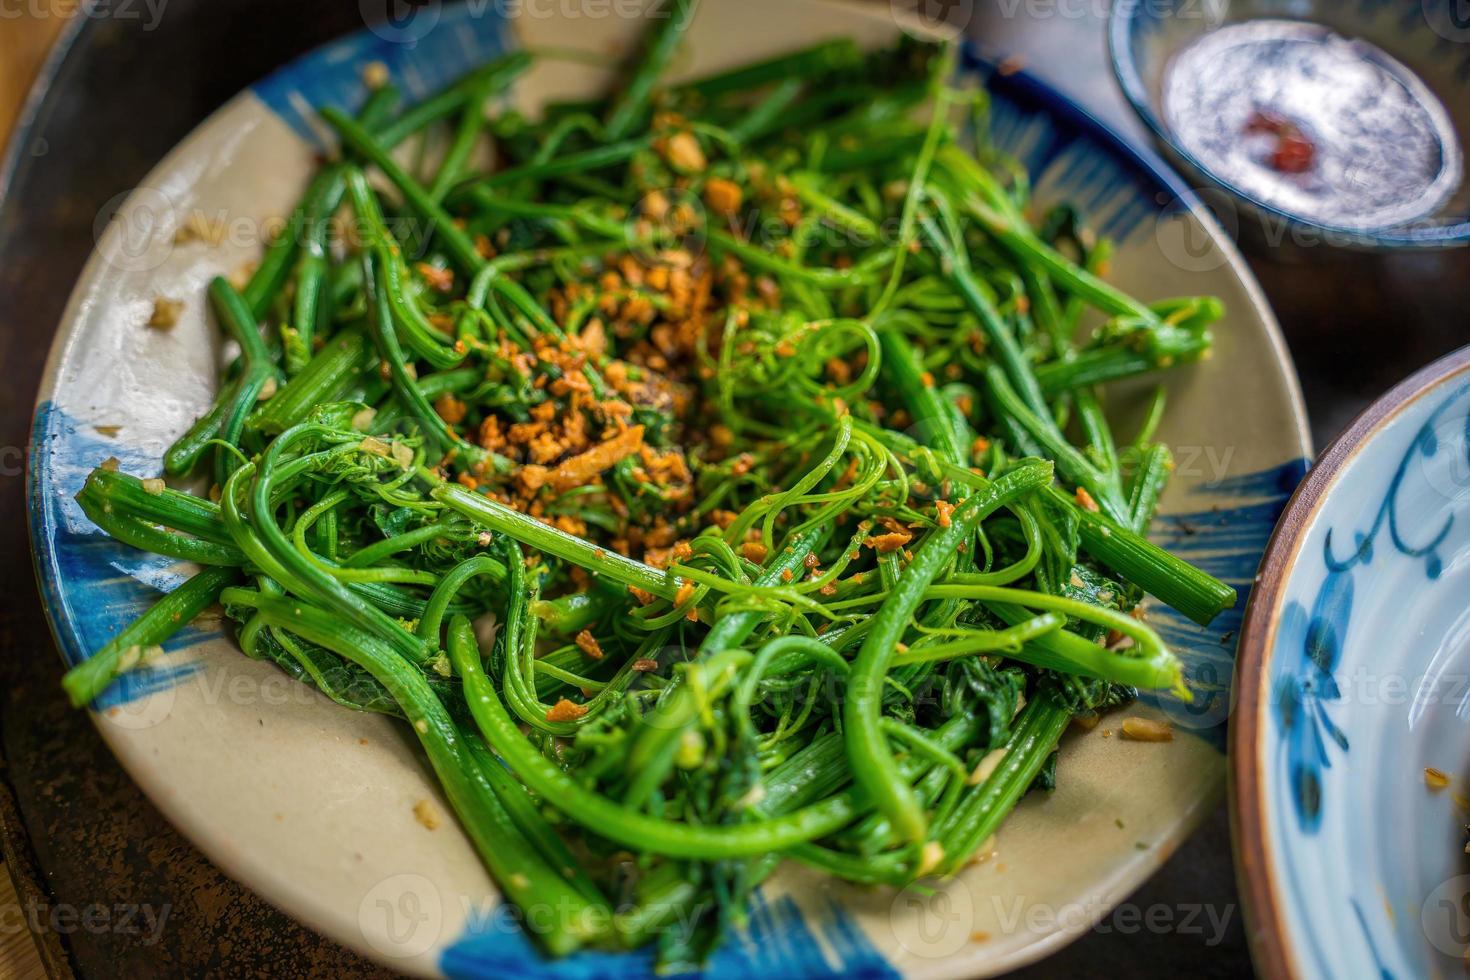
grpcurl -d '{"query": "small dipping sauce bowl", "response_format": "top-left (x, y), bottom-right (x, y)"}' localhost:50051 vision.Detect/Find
top-left (1110, 0), bottom-right (1470, 250)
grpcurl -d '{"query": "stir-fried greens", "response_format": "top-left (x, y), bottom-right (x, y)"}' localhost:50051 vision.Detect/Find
top-left (63, 1), bottom-right (1234, 966)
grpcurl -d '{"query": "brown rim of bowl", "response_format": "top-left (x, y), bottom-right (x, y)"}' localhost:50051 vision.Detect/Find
top-left (1230, 343), bottom-right (1470, 980)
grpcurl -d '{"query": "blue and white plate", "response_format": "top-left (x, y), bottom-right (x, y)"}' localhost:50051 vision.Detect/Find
top-left (1235, 346), bottom-right (1470, 978)
top-left (28, 1), bottom-right (1309, 975)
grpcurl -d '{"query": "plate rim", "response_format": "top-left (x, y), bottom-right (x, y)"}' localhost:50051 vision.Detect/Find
top-left (1230, 342), bottom-right (1470, 980)
top-left (22, 3), bottom-right (1312, 975)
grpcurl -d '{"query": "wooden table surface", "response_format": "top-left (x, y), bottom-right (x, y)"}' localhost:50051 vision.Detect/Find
top-left (1, 5), bottom-right (1467, 980)
top-left (0, 7), bottom-right (421, 976)
top-left (0, 15), bottom-right (69, 155)
top-left (2, 16), bottom-right (77, 980)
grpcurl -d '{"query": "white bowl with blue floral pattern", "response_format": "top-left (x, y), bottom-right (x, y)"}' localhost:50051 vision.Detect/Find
top-left (1235, 345), bottom-right (1470, 978)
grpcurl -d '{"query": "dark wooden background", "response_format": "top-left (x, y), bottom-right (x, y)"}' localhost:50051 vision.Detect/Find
top-left (0, 3), bottom-right (1465, 977)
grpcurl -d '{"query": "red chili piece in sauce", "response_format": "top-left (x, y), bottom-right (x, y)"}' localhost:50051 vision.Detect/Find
top-left (1244, 109), bottom-right (1316, 174)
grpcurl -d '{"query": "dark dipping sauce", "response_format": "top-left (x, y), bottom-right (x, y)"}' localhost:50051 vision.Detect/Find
top-left (1162, 19), bottom-right (1462, 230)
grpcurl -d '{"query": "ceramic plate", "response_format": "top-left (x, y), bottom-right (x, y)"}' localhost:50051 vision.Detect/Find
top-left (1234, 345), bottom-right (1470, 979)
top-left (28, 2), bottom-right (1309, 975)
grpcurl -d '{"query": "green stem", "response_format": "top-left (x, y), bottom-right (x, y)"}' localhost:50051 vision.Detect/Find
top-left (447, 616), bottom-right (864, 859)
top-left (604, 0), bottom-right (700, 139)
top-left (844, 460), bottom-right (1052, 844)
top-left (62, 567), bottom-right (239, 707)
